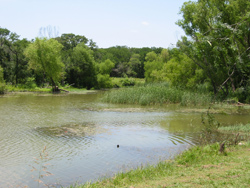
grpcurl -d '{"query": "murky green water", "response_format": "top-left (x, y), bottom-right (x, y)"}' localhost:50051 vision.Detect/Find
top-left (0, 92), bottom-right (249, 187)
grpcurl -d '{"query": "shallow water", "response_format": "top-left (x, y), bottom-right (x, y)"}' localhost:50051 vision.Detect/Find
top-left (0, 92), bottom-right (249, 187)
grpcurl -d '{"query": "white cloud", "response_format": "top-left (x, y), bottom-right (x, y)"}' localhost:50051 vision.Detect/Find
top-left (142, 21), bottom-right (149, 26)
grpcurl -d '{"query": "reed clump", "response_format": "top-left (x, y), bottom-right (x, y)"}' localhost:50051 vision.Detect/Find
top-left (218, 123), bottom-right (250, 133)
top-left (102, 83), bottom-right (212, 106)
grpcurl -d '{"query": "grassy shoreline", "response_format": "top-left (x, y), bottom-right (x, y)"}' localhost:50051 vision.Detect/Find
top-left (2, 85), bottom-right (94, 94)
top-left (70, 142), bottom-right (250, 188)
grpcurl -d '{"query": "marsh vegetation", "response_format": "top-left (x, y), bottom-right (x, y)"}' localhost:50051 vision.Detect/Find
top-left (102, 83), bottom-right (212, 106)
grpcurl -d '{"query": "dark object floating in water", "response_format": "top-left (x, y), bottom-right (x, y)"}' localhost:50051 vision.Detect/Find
top-left (117, 145), bottom-right (119, 148)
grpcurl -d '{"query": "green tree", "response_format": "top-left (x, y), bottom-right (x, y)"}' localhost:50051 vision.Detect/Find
top-left (97, 59), bottom-right (115, 75)
top-left (24, 38), bottom-right (64, 91)
top-left (161, 52), bottom-right (203, 88)
top-left (177, 0), bottom-right (250, 98)
top-left (69, 42), bottom-right (97, 89)
top-left (144, 50), bottom-right (166, 82)
top-left (7, 33), bottom-right (30, 85)
top-left (88, 39), bottom-right (98, 50)
top-left (96, 59), bottom-right (115, 88)
top-left (55, 33), bottom-right (89, 86)
top-left (55, 33), bottom-right (88, 51)
top-left (0, 27), bottom-right (12, 83)
top-left (127, 54), bottom-right (141, 77)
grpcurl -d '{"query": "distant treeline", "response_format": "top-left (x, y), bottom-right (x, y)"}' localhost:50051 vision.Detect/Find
top-left (1, 0), bottom-right (250, 103)
top-left (0, 29), bottom-right (163, 90)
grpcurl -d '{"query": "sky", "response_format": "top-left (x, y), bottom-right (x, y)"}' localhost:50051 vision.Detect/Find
top-left (0, 0), bottom-right (188, 48)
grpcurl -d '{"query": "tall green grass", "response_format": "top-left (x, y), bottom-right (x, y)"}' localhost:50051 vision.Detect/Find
top-left (102, 83), bottom-right (212, 106)
top-left (218, 123), bottom-right (250, 133)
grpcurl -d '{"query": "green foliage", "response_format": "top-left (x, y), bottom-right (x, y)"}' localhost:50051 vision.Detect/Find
top-left (177, 0), bottom-right (250, 100)
top-left (0, 65), bottom-right (5, 94)
top-left (69, 43), bottom-right (97, 89)
top-left (144, 47), bottom-right (207, 90)
top-left (145, 51), bottom-right (158, 62)
top-left (94, 46), bottom-right (162, 78)
top-left (97, 74), bottom-right (113, 88)
top-left (24, 38), bottom-right (64, 88)
top-left (97, 59), bottom-right (114, 75)
top-left (120, 77), bottom-right (135, 87)
top-left (144, 51), bottom-right (165, 82)
top-left (127, 54), bottom-right (141, 77)
top-left (7, 34), bottom-right (30, 85)
top-left (111, 77), bottom-right (145, 88)
top-left (55, 33), bottom-right (88, 51)
top-left (95, 59), bottom-right (114, 89)
top-left (201, 112), bottom-right (220, 134)
top-left (163, 54), bottom-right (204, 88)
top-left (23, 77), bottom-right (37, 89)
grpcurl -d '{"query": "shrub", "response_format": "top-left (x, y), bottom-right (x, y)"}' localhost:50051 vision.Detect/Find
top-left (97, 74), bottom-right (113, 89)
top-left (120, 77), bottom-right (135, 87)
top-left (23, 77), bottom-right (37, 89)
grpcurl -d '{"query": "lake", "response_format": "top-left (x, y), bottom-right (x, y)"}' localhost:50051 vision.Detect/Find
top-left (0, 92), bottom-right (249, 187)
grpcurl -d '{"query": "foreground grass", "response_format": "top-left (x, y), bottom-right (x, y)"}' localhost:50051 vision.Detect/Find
top-left (102, 83), bottom-right (212, 106)
top-left (71, 142), bottom-right (250, 188)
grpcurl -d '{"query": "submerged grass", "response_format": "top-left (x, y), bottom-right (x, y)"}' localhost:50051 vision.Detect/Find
top-left (70, 142), bottom-right (250, 188)
top-left (102, 83), bottom-right (212, 106)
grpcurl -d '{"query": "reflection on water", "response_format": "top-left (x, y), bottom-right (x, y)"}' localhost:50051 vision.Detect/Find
top-left (0, 92), bottom-right (249, 187)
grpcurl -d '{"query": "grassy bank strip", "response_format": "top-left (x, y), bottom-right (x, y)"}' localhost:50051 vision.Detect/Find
top-left (70, 143), bottom-right (250, 188)
top-left (219, 123), bottom-right (250, 133)
top-left (102, 83), bottom-right (212, 106)
top-left (3, 85), bottom-right (90, 93)
top-left (4, 85), bottom-right (52, 93)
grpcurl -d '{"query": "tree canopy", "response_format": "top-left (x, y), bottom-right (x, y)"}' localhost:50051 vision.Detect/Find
top-left (177, 0), bottom-right (250, 98)
top-left (24, 38), bottom-right (64, 89)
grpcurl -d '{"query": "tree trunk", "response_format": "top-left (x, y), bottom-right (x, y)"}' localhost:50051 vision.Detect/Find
top-left (50, 77), bottom-right (59, 92)
top-left (230, 78), bottom-right (236, 92)
top-left (15, 53), bottom-right (19, 86)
